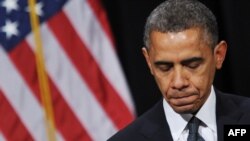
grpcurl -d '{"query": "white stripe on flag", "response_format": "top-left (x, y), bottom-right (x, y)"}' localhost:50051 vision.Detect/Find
top-left (0, 132), bottom-right (6, 141)
top-left (0, 47), bottom-right (64, 141)
top-left (26, 24), bottom-right (118, 141)
top-left (64, 0), bottom-right (135, 114)
top-left (0, 46), bottom-right (46, 141)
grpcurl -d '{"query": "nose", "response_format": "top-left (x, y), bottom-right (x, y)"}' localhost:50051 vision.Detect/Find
top-left (171, 67), bottom-right (189, 90)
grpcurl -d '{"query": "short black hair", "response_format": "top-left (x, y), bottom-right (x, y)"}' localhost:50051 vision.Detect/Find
top-left (144, 0), bottom-right (218, 49)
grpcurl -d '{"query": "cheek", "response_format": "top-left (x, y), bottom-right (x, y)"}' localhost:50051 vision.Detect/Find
top-left (154, 73), bottom-right (171, 96)
top-left (190, 64), bottom-right (215, 93)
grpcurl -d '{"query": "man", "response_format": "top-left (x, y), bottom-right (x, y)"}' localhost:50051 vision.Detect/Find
top-left (108, 0), bottom-right (250, 141)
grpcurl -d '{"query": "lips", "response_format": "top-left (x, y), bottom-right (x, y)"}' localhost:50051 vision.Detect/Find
top-left (171, 91), bottom-right (196, 98)
top-left (168, 93), bottom-right (199, 106)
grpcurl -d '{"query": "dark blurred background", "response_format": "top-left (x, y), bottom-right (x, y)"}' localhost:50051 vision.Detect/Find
top-left (101, 0), bottom-right (250, 116)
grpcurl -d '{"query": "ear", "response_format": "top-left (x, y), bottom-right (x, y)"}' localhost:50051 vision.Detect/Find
top-left (142, 47), bottom-right (154, 75)
top-left (214, 41), bottom-right (227, 69)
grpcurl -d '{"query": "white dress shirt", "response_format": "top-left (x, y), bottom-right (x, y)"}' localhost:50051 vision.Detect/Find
top-left (163, 86), bottom-right (217, 141)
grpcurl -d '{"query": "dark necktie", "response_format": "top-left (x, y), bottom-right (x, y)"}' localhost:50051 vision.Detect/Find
top-left (187, 116), bottom-right (205, 141)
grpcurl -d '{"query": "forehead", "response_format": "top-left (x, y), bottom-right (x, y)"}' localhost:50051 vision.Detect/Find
top-left (149, 28), bottom-right (211, 60)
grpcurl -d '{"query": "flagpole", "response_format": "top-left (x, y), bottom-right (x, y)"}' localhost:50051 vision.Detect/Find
top-left (28, 0), bottom-right (56, 141)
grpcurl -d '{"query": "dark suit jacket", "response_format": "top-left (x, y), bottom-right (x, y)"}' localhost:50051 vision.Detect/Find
top-left (108, 90), bottom-right (250, 141)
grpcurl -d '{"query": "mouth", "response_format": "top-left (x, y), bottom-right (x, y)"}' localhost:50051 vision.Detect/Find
top-left (168, 93), bottom-right (201, 114)
top-left (165, 91), bottom-right (202, 114)
top-left (171, 92), bottom-right (196, 99)
top-left (168, 94), bottom-right (200, 114)
top-left (169, 93), bottom-right (199, 107)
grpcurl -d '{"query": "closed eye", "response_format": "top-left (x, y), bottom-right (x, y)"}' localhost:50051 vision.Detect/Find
top-left (158, 64), bottom-right (173, 71)
top-left (181, 57), bottom-right (204, 69)
top-left (186, 61), bottom-right (201, 69)
top-left (154, 61), bottom-right (173, 72)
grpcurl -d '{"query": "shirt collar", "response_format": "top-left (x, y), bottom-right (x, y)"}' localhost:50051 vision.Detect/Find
top-left (163, 86), bottom-right (217, 141)
top-left (196, 86), bottom-right (217, 132)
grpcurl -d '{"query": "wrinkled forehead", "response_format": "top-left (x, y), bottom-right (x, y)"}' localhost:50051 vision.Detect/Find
top-left (148, 30), bottom-right (213, 64)
top-left (148, 27), bottom-right (210, 50)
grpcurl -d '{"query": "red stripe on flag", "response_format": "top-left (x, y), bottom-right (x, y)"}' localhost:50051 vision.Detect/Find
top-left (9, 41), bottom-right (92, 141)
top-left (0, 90), bottom-right (34, 141)
top-left (87, 0), bottom-right (115, 47)
top-left (47, 11), bottom-right (134, 129)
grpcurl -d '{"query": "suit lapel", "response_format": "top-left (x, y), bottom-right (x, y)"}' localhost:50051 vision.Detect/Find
top-left (215, 90), bottom-right (244, 141)
top-left (139, 100), bottom-right (173, 141)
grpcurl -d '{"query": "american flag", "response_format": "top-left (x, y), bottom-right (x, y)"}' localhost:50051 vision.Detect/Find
top-left (0, 0), bottom-right (135, 140)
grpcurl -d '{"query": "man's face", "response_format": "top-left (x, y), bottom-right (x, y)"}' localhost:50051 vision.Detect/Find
top-left (143, 28), bottom-right (227, 114)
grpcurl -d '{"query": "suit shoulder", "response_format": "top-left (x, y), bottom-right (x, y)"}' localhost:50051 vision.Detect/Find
top-left (218, 91), bottom-right (250, 111)
top-left (109, 113), bottom-right (147, 140)
top-left (108, 100), bottom-right (164, 141)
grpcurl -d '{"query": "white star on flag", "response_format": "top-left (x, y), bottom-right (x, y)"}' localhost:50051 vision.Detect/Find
top-left (1, 0), bottom-right (19, 13)
top-left (1, 20), bottom-right (19, 39)
top-left (26, 2), bottom-right (44, 16)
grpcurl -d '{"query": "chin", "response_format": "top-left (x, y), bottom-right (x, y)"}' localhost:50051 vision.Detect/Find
top-left (173, 105), bottom-right (199, 114)
top-left (174, 109), bottom-right (195, 114)
top-left (178, 110), bottom-right (197, 114)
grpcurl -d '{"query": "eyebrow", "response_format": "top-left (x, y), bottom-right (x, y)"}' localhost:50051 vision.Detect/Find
top-left (181, 57), bottom-right (204, 65)
top-left (154, 57), bottom-right (204, 66)
top-left (154, 61), bottom-right (173, 66)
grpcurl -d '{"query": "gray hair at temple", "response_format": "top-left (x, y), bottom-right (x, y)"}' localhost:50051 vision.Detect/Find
top-left (143, 0), bottom-right (218, 49)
